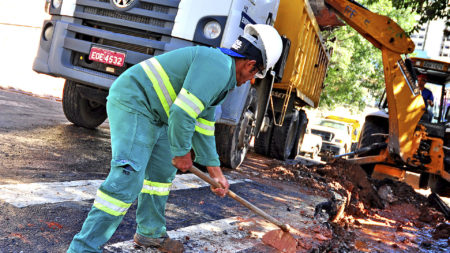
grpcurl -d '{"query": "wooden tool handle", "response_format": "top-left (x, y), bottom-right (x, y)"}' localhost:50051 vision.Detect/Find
top-left (189, 166), bottom-right (290, 232)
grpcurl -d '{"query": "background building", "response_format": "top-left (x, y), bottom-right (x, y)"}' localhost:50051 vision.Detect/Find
top-left (410, 19), bottom-right (450, 62)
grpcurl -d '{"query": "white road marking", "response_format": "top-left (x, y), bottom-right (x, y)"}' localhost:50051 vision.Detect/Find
top-left (0, 174), bottom-right (248, 208)
top-left (105, 217), bottom-right (273, 253)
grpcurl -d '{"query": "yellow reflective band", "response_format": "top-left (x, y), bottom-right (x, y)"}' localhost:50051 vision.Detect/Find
top-left (93, 190), bottom-right (131, 216)
top-left (140, 61), bottom-right (171, 116)
top-left (174, 89), bottom-right (205, 119)
top-left (143, 179), bottom-right (172, 188)
top-left (197, 118), bottom-right (215, 126)
top-left (93, 202), bottom-right (127, 216)
top-left (180, 88), bottom-right (204, 112)
top-left (141, 180), bottom-right (172, 196)
top-left (195, 118), bottom-right (215, 136)
top-left (174, 99), bottom-right (198, 119)
top-left (140, 58), bottom-right (176, 117)
top-left (149, 58), bottom-right (177, 101)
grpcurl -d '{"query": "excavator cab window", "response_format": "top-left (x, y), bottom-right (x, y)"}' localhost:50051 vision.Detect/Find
top-left (444, 84), bottom-right (450, 122)
top-left (410, 57), bottom-right (450, 124)
top-left (445, 105), bottom-right (450, 122)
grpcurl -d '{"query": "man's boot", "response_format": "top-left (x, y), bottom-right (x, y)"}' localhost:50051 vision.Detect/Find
top-left (134, 233), bottom-right (184, 253)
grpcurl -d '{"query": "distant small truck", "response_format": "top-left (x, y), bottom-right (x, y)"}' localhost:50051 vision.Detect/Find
top-left (298, 127), bottom-right (322, 160)
top-left (325, 115), bottom-right (360, 151)
top-left (310, 119), bottom-right (353, 157)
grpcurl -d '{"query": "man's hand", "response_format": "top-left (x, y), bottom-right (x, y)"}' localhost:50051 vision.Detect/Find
top-left (207, 166), bottom-right (229, 197)
top-left (172, 152), bottom-right (192, 172)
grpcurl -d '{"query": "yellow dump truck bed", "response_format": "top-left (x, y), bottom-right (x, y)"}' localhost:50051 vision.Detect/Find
top-left (274, 0), bottom-right (330, 108)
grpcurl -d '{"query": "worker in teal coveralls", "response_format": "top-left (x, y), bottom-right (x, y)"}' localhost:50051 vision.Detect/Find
top-left (68, 24), bottom-right (282, 253)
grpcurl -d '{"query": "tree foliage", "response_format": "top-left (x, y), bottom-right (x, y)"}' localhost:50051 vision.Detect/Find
top-left (368, 0), bottom-right (450, 35)
top-left (319, 0), bottom-right (417, 111)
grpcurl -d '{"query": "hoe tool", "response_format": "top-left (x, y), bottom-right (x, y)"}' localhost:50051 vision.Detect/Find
top-left (189, 166), bottom-right (291, 232)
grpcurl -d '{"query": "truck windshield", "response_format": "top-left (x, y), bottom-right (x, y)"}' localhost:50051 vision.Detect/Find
top-left (319, 120), bottom-right (347, 131)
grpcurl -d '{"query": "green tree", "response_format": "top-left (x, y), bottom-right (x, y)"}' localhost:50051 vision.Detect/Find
top-left (368, 0), bottom-right (450, 35)
top-left (320, 0), bottom-right (417, 111)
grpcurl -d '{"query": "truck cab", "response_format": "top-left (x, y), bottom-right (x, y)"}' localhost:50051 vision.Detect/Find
top-left (310, 118), bottom-right (353, 157)
top-left (33, 0), bottom-right (331, 169)
top-left (325, 115), bottom-right (361, 151)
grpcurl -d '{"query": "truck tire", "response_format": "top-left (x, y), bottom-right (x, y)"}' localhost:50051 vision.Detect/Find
top-left (253, 118), bottom-right (274, 157)
top-left (216, 88), bottom-right (257, 169)
top-left (270, 111), bottom-right (299, 160)
top-left (428, 174), bottom-right (450, 197)
top-left (357, 117), bottom-right (388, 176)
top-left (289, 110), bottom-right (308, 159)
top-left (62, 80), bottom-right (107, 129)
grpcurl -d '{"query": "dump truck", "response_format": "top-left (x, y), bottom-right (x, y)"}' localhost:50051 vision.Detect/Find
top-left (316, 0), bottom-right (449, 196)
top-left (33, 0), bottom-right (331, 169)
top-left (252, 0), bottom-right (330, 161)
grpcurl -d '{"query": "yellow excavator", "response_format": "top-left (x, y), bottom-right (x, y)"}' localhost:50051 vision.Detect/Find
top-left (317, 0), bottom-right (449, 196)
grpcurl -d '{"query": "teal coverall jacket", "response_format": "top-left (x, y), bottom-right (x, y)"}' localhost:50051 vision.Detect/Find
top-left (108, 46), bottom-right (237, 167)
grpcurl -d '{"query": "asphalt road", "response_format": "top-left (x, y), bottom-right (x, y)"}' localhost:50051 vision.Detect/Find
top-left (0, 13), bottom-right (325, 252)
top-left (0, 89), bottom-right (325, 253)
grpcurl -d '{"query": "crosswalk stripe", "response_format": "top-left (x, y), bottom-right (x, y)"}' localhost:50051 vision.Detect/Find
top-left (0, 174), bottom-right (248, 208)
top-left (105, 217), bottom-right (274, 253)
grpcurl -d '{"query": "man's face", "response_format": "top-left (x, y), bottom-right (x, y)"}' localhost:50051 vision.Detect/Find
top-left (418, 76), bottom-right (426, 90)
top-left (235, 59), bottom-right (262, 86)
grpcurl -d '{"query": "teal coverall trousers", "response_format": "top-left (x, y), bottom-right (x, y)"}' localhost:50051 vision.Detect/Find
top-left (67, 102), bottom-right (177, 252)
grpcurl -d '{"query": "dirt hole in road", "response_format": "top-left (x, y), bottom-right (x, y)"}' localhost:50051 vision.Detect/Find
top-left (239, 153), bottom-right (449, 252)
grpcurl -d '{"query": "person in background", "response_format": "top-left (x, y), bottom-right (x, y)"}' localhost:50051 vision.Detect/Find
top-left (418, 74), bottom-right (434, 122)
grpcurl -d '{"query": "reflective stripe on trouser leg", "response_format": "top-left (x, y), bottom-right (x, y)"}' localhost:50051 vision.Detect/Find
top-left (136, 125), bottom-right (177, 238)
top-left (68, 165), bottom-right (143, 253)
top-left (68, 103), bottom-right (163, 253)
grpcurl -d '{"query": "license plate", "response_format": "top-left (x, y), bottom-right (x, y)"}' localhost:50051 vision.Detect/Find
top-left (89, 46), bottom-right (126, 67)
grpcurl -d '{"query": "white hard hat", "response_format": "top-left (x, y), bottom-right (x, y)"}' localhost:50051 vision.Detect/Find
top-left (220, 24), bottom-right (283, 78)
top-left (242, 24), bottom-right (283, 78)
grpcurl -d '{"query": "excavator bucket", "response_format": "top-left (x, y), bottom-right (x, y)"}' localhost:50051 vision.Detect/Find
top-left (309, 0), bottom-right (344, 28)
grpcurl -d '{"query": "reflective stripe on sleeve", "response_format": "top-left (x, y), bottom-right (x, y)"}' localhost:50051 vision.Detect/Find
top-left (195, 118), bottom-right (215, 136)
top-left (140, 58), bottom-right (176, 117)
top-left (174, 88), bottom-right (205, 119)
top-left (141, 180), bottom-right (172, 196)
top-left (93, 190), bottom-right (132, 216)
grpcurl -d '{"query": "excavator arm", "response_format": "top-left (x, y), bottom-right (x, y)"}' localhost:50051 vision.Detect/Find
top-left (324, 0), bottom-right (428, 165)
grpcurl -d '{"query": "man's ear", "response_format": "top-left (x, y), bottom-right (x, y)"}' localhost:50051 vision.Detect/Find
top-left (247, 59), bottom-right (257, 68)
top-left (246, 59), bottom-right (257, 71)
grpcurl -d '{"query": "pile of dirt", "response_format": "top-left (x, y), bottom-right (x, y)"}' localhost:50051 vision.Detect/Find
top-left (244, 157), bottom-right (436, 217)
top-left (239, 153), bottom-right (449, 251)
